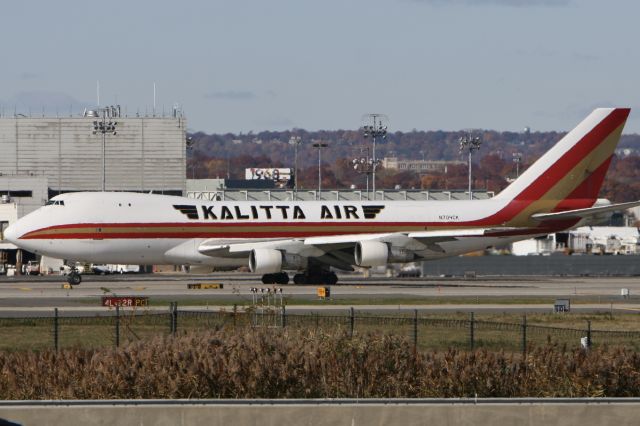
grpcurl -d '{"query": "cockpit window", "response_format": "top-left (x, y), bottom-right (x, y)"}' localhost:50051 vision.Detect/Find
top-left (45, 200), bottom-right (65, 206)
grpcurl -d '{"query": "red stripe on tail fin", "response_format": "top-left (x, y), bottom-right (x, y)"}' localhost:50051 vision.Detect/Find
top-left (551, 155), bottom-right (614, 212)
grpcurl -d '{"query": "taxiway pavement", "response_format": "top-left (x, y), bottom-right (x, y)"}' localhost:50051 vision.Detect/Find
top-left (0, 273), bottom-right (639, 316)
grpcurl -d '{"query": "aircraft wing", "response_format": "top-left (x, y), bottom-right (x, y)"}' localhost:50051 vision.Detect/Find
top-left (531, 200), bottom-right (640, 221)
top-left (196, 227), bottom-right (523, 270)
top-left (198, 238), bottom-right (299, 258)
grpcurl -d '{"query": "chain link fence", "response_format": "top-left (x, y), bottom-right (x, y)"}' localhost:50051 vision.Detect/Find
top-left (1, 305), bottom-right (639, 352)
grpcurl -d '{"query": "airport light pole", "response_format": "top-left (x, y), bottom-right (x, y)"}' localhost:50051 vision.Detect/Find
top-left (513, 152), bottom-right (522, 178)
top-left (186, 136), bottom-right (200, 179)
top-left (362, 114), bottom-right (388, 200)
top-left (351, 147), bottom-right (380, 200)
top-left (92, 108), bottom-right (118, 191)
top-left (352, 152), bottom-right (371, 200)
top-left (459, 133), bottom-right (482, 200)
top-left (312, 142), bottom-right (328, 200)
top-left (289, 136), bottom-right (302, 199)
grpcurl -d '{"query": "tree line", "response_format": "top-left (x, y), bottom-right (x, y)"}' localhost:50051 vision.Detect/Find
top-left (187, 129), bottom-right (640, 202)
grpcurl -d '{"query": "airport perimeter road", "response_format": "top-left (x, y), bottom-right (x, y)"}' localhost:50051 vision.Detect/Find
top-left (0, 273), bottom-right (639, 312)
top-left (3, 398), bottom-right (640, 426)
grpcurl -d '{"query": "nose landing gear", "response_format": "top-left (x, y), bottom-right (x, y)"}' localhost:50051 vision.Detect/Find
top-left (65, 266), bottom-right (82, 286)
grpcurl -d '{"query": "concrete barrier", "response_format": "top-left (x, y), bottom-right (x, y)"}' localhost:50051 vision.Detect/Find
top-left (2, 398), bottom-right (640, 426)
top-left (422, 254), bottom-right (640, 277)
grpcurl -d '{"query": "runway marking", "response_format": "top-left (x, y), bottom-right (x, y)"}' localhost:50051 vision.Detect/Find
top-left (19, 288), bottom-right (32, 291)
top-left (616, 307), bottom-right (640, 312)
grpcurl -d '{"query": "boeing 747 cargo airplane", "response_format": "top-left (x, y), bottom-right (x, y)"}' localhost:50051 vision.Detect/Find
top-left (4, 108), bottom-right (639, 285)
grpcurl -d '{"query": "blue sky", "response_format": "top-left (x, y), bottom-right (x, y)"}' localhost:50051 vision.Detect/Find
top-left (1, 0), bottom-right (637, 133)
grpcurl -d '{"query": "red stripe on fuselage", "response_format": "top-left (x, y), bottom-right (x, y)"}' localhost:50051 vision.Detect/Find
top-left (20, 221), bottom-right (454, 240)
top-left (21, 220), bottom-right (577, 240)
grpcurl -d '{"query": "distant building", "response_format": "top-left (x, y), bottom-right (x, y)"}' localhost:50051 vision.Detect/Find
top-left (0, 200), bottom-right (18, 243)
top-left (186, 179), bottom-right (226, 192)
top-left (511, 226), bottom-right (640, 256)
top-left (511, 235), bottom-right (555, 256)
top-left (185, 185), bottom-right (494, 202)
top-left (0, 175), bottom-right (48, 217)
top-left (0, 112), bottom-right (187, 216)
top-left (381, 157), bottom-right (464, 172)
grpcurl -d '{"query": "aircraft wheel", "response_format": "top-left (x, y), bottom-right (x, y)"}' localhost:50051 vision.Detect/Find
top-left (67, 272), bottom-right (82, 286)
top-left (262, 272), bottom-right (289, 285)
top-left (293, 273), bottom-right (306, 285)
top-left (324, 272), bottom-right (338, 285)
top-left (306, 274), bottom-right (323, 285)
top-left (275, 272), bottom-right (289, 285)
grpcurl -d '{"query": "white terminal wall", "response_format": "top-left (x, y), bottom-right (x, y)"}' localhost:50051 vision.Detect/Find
top-left (0, 176), bottom-right (48, 217)
top-left (0, 116), bottom-right (186, 194)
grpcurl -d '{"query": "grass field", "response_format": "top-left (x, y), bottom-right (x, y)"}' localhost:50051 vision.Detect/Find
top-left (1, 310), bottom-right (639, 353)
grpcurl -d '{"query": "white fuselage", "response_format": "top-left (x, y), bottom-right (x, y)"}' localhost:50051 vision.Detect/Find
top-left (4, 191), bottom-right (549, 267)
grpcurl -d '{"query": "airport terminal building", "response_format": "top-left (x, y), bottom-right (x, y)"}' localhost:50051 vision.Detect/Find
top-left (0, 110), bottom-right (187, 217)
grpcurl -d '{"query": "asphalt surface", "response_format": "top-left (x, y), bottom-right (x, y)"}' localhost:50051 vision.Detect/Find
top-left (0, 272), bottom-right (639, 316)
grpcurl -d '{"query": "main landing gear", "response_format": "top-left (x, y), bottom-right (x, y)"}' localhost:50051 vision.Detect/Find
top-left (293, 271), bottom-right (338, 285)
top-left (261, 272), bottom-right (290, 285)
top-left (261, 270), bottom-right (338, 285)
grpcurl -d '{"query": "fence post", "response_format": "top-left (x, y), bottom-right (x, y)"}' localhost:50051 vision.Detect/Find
top-left (469, 312), bottom-right (475, 351)
top-left (282, 305), bottom-right (287, 328)
top-left (53, 308), bottom-right (59, 352)
top-left (350, 307), bottom-right (355, 338)
top-left (172, 302), bottom-right (178, 336)
top-left (413, 309), bottom-right (418, 352)
top-left (115, 305), bottom-right (120, 348)
top-left (168, 302), bottom-right (173, 334)
top-left (233, 304), bottom-right (237, 328)
top-left (587, 320), bottom-right (592, 349)
top-left (521, 314), bottom-right (527, 356)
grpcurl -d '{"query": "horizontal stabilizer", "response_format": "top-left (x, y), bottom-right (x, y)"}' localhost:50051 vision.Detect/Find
top-left (531, 200), bottom-right (640, 221)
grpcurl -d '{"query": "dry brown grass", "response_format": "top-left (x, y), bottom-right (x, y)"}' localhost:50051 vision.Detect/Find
top-left (1, 327), bottom-right (640, 399)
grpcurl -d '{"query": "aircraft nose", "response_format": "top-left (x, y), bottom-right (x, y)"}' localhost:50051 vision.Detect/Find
top-left (3, 223), bottom-right (18, 244)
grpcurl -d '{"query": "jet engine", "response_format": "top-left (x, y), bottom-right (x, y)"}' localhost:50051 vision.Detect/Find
top-left (355, 241), bottom-right (415, 267)
top-left (355, 241), bottom-right (388, 267)
top-left (249, 249), bottom-right (282, 274)
top-left (249, 249), bottom-right (308, 273)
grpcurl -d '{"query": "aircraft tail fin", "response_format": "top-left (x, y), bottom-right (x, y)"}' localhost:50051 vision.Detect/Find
top-left (495, 108), bottom-right (630, 213)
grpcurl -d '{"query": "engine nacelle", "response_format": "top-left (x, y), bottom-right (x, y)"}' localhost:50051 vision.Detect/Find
top-left (249, 249), bottom-right (308, 273)
top-left (283, 253), bottom-right (308, 270)
top-left (355, 241), bottom-right (389, 267)
top-left (389, 247), bottom-right (416, 263)
top-left (249, 249), bottom-right (283, 274)
top-left (355, 241), bottom-right (416, 267)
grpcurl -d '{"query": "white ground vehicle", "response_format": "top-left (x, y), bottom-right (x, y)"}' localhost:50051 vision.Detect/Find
top-left (25, 260), bottom-right (41, 276)
top-left (115, 264), bottom-right (140, 274)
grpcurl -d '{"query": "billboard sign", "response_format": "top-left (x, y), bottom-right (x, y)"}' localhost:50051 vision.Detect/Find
top-left (245, 168), bottom-right (291, 183)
